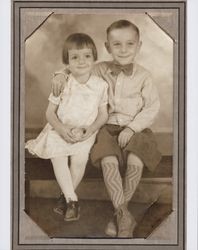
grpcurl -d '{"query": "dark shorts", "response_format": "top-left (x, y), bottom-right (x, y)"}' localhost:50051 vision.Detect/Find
top-left (90, 124), bottom-right (162, 172)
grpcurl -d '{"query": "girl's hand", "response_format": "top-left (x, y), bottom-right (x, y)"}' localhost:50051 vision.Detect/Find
top-left (77, 126), bottom-right (94, 142)
top-left (118, 127), bottom-right (134, 148)
top-left (70, 128), bottom-right (85, 141)
top-left (60, 125), bottom-right (77, 143)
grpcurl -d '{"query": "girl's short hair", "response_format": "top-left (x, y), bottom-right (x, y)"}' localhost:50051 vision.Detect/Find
top-left (106, 19), bottom-right (140, 40)
top-left (62, 33), bottom-right (98, 64)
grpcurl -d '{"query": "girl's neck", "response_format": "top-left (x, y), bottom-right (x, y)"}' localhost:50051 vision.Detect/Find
top-left (73, 72), bottom-right (91, 84)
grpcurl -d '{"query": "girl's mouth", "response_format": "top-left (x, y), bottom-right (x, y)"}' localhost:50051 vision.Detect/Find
top-left (77, 66), bottom-right (88, 69)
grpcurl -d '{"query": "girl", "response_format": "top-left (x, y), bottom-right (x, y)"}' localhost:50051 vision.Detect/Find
top-left (26, 33), bottom-right (108, 221)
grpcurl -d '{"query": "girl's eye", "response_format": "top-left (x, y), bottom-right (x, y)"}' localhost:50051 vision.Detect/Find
top-left (85, 54), bottom-right (92, 58)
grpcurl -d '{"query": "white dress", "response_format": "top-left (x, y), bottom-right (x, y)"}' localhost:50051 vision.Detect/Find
top-left (25, 73), bottom-right (108, 159)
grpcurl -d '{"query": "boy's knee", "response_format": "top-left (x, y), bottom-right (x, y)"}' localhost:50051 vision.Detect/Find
top-left (101, 155), bottom-right (118, 167)
top-left (127, 152), bottom-right (143, 168)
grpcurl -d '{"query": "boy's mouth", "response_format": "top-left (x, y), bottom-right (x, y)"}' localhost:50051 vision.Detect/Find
top-left (118, 55), bottom-right (131, 58)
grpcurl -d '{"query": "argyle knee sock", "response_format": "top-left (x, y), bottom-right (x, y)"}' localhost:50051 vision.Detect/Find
top-left (101, 161), bottom-right (125, 209)
top-left (123, 164), bottom-right (143, 203)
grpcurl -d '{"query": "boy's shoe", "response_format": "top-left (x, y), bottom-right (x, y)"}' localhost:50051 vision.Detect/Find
top-left (64, 200), bottom-right (80, 221)
top-left (105, 216), bottom-right (117, 237)
top-left (53, 193), bottom-right (67, 215)
top-left (116, 203), bottom-right (137, 238)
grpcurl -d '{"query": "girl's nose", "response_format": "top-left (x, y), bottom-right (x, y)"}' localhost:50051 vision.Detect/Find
top-left (78, 56), bottom-right (85, 64)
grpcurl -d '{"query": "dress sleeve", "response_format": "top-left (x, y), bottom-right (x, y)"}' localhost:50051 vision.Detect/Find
top-left (48, 93), bottom-right (61, 105)
top-left (99, 80), bottom-right (108, 106)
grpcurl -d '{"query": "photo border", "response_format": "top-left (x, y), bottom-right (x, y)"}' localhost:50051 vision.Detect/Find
top-left (11, 1), bottom-right (186, 249)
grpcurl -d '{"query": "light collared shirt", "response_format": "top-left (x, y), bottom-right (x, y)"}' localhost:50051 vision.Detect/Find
top-left (92, 61), bottom-right (160, 133)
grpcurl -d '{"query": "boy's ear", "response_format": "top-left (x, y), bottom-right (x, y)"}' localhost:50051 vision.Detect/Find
top-left (138, 41), bottom-right (142, 52)
top-left (105, 41), bottom-right (111, 53)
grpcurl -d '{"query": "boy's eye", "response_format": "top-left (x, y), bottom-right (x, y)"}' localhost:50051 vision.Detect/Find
top-left (71, 55), bottom-right (78, 60)
top-left (85, 54), bottom-right (92, 58)
top-left (113, 43), bottom-right (120, 46)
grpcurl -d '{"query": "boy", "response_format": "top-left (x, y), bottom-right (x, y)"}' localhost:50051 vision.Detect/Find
top-left (52, 20), bottom-right (161, 237)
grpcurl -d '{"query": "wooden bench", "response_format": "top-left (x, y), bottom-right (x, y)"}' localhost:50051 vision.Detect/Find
top-left (25, 149), bottom-right (172, 214)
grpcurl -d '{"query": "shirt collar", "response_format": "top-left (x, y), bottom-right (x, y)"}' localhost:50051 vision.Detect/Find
top-left (70, 73), bottom-right (94, 87)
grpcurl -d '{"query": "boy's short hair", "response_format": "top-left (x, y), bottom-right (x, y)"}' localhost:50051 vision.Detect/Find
top-left (106, 19), bottom-right (140, 39)
top-left (62, 33), bottom-right (97, 64)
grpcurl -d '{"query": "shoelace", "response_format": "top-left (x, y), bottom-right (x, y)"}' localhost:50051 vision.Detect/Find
top-left (116, 208), bottom-right (131, 232)
top-left (57, 194), bottom-right (66, 206)
top-left (68, 200), bottom-right (77, 209)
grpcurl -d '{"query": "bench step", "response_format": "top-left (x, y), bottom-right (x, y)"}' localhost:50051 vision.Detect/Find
top-left (25, 155), bottom-right (172, 205)
top-left (29, 177), bottom-right (172, 204)
top-left (25, 155), bottom-right (173, 180)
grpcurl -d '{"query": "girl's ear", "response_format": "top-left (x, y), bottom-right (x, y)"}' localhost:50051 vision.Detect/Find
top-left (105, 41), bottom-right (111, 53)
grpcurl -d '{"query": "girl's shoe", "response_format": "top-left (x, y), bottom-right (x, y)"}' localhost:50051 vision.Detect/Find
top-left (64, 201), bottom-right (80, 221)
top-left (53, 193), bottom-right (67, 215)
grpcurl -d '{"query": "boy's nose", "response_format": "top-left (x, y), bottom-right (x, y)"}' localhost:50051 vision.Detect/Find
top-left (120, 45), bottom-right (127, 53)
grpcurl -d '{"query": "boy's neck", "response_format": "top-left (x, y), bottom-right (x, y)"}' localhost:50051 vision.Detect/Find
top-left (113, 60), bottom-right (134, 66)
top-left (73, 72), bottom-right (91, 84)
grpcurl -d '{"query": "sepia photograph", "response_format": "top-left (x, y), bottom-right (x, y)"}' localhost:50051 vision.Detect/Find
top-left (12, 1), bottom-right (186, 250)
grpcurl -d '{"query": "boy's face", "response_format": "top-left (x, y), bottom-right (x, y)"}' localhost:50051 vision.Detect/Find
top-left (106, 27), bottom-right (141, 65)
top-left (68, 48), bottom-right (94, 77)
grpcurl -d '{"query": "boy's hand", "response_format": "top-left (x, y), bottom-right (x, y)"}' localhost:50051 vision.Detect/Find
top-left (118, 127), bottom-right (134, 148)
top-left (52, 74), bottom-right (66, 97)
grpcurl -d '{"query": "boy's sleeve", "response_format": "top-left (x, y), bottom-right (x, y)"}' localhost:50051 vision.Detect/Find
top-left (92, 62), bottom-right (106, 78)
top-left (49, 68), bottom-right (70, 105)
top-left (52, 67), bottom-right (70, 95)
top-left (92, 64), bottom-right (100, 77)
top-left (127, 75), bottom-right (160, 133)
top-left (99, 81), bottom-right (108, 107)
top-left (53, 67), bottom-right (70, 77)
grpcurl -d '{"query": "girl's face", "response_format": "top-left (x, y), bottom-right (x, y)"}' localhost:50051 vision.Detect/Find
top-left (68, 48), bottom-right (94, 77)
